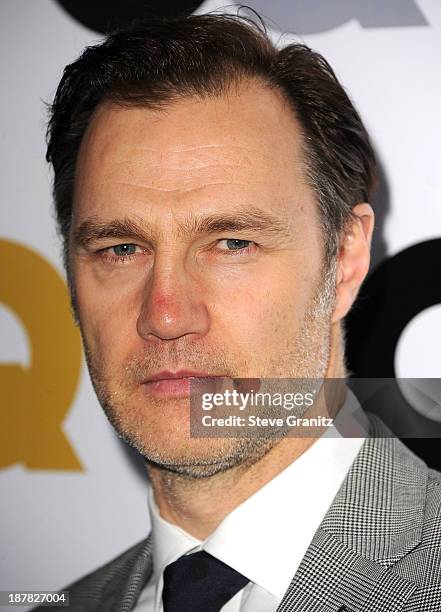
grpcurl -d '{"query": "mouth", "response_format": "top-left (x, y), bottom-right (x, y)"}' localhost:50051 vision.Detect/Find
top-left (141, 370), bottom-right (226, 398)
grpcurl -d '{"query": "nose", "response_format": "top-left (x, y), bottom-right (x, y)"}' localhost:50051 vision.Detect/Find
top-left (136, 255), bottom-right (210, 342)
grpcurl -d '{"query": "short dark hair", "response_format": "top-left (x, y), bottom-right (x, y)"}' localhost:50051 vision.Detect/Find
top-left (46, 13), bottom-right (376, 269)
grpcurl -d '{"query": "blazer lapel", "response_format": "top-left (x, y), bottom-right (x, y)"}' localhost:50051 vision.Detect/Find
top-left (115, 536), bottom-right (154, 611)
top-left (277, 414), bottom-right (428, 612)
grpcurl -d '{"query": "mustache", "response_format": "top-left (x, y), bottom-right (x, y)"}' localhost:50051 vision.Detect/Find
top-left (122, 342), bottom-right (239, 383)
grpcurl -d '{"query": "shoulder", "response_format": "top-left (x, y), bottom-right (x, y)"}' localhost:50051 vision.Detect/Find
top-left (396, 465), bottom-right (441, 610)
top-left (32, 537), bottom-right (152, 611)
top-left (345, 424), bottom-right (441, 609)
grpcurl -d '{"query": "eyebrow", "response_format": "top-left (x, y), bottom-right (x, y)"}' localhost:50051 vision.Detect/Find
top-left (71, 207), bottom-right (292, 249)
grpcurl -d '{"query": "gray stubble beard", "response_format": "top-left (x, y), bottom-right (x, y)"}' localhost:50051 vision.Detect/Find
top-left (83, 258), bottom-right (338, 480)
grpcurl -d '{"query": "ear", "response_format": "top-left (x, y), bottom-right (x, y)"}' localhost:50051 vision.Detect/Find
top-left (331, 203), bottom-right (375, 323)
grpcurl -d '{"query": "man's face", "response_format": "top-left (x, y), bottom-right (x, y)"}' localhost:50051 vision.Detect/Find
top-left (71, 80), bottom-right (335, 476)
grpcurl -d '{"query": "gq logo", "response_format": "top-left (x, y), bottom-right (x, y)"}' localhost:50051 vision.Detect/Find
top-left (346, 238), bottom-right (441, 469)
top-left (55, 0), bottom-right (428, 35)
top-left (0, 239), bottom-right (83, 471)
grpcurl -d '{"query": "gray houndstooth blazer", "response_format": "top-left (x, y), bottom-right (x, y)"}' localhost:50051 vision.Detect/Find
top-left (35, 414), bottom-right (441, 611)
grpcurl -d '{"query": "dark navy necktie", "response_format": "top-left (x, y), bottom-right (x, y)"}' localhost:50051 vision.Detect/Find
top-left (162, 550), bottom-right (249, 612)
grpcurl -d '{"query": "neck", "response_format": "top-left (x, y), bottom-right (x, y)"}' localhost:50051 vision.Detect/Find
top-left (146, 322), bottom-right (346, 540)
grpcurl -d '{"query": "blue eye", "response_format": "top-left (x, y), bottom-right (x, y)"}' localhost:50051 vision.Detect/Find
top-left (112, 244), bottom-right (137, 256)
top-left (99, 243), bottom-right (146, 265)
top-left (223, 239), bottom-right (251, 251)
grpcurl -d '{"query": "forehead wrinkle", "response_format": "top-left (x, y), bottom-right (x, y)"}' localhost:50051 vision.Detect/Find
top-left (99, 141), bottom-right (273, 169)
top-left (105, 157), bottom-right (261, 193)
top-left (112, 162), bottom-right (244, 173)
top-left (159, 146), bottom-right (274, 166)
top-left (168, 144), bottom-right (264, 153)
top-left (112, 181), bottom-right (257, 194)
top-left (125, 143), bottom-right (266, 154)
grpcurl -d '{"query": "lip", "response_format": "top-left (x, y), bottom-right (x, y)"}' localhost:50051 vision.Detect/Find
top-left (141, 370), bottom-right (225, 398)
top-left (144, 370), bottom-right (216, 383)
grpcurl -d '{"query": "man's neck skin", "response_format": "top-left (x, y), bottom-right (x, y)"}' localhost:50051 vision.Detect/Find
top-left (146, 323), bottom-right (346, 540)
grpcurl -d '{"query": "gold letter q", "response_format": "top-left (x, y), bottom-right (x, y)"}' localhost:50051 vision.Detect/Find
top-left (0, 239), bottom-right (83, 470)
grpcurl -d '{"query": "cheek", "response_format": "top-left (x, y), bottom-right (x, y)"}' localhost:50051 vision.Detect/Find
top-left (210, 268), bottom-right (312, 349)
top-left (74, 267), bottom-right (142, 356)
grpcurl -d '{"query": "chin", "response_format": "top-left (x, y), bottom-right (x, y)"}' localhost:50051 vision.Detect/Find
top-left (131, 431), bottom-right (278, 480)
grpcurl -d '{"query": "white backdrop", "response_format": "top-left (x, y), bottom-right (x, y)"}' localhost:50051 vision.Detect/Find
top-left (1, 1), bottom-right (440, 609)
